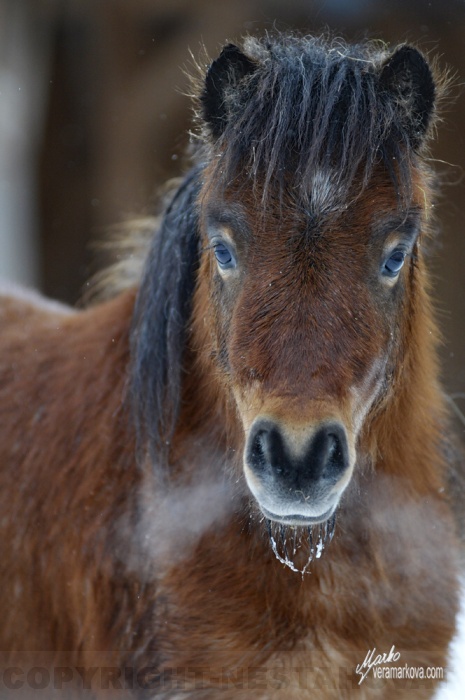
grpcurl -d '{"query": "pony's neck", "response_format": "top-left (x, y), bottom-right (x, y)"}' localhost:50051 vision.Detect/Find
top-left (174, 321), bottom-right (244, 455)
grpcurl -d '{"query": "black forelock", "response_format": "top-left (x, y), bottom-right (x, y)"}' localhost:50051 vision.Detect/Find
top-left (205, 34), bottom-right (422, 208)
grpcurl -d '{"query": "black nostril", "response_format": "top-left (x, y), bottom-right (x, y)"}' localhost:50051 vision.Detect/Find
top-left (311, 424), bottom-right (348, 481)
top-left (327, 433), bottom-right (341, 465)
top-left (251, 429), bottom-right (268, 470)
top-left (248, 421), bottom-right (287, 476)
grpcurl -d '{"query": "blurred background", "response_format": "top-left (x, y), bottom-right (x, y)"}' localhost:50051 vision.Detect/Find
top-left (0, 0), bottom-right (464, 402)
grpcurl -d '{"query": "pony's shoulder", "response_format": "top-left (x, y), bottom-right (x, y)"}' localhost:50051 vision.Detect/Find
top-left (0, 283), bottom-right (135, 406)
top-left (0, 282), bottom-right (137, 343)
top-left (0, 281), bottom-right (74, 322)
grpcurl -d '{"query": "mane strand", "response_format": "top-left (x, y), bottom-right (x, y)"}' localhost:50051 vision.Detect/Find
top-left (129, 165), bottom-right (202, 462)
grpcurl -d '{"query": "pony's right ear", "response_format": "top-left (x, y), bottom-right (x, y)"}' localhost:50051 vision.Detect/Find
top-left (201, 44), bottom-right (257, 139)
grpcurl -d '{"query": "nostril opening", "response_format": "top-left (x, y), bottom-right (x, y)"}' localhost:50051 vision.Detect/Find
top-left (251, 430), bottom-right (268, 471)
top-left (327, 433), bottom-right (343, 466)
top-left (319, 426), bottom-right (348, 480)
top-left (327, 436), bottom-right (336, 459)
top-left (248, 423), bottom-right (287, 476)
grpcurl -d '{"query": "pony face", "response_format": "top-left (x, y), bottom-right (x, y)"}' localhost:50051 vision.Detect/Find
top-left (197, 167), bottom-right (423, 526)
top-left (131, 34), bottom-right (438, 535)
top-left (192, 35), bottom-right (437, 528)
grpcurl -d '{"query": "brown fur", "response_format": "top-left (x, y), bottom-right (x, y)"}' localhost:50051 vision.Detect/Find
top-left (0, 37), bottom-right (462, 700)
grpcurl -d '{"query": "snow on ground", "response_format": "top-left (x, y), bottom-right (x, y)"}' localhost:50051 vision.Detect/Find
top-left (435, 582), bottom-right (465, 699)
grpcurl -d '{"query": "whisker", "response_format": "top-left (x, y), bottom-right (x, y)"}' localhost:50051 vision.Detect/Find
top-left (292, 528), bottom-right (298, 556)
top-left (280, 525), bottom-right (289, 560)
top-left (308, 526), bottom-right (313, 554)
top-left (265, 512), bottom-right (337, 575)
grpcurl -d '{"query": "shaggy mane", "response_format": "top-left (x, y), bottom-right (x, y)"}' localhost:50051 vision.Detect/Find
top-left (198, 33), bottom-right (442, 207)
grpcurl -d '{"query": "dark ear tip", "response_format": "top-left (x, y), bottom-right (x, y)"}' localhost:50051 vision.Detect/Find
top-left (201, 43), bottom-right (257, 140)
top-left (389, 44), bottom-right (426, 62)
top-left (387, 45), bottom-right (434, 84)
top-left (211, 43), bottom-right (256, 70)
top-left (380, 44), bottom-right (434, 86)
top-left (218, 43), bottom-right (243, 58)
top-left (380, 44), bottom-right (436, 147)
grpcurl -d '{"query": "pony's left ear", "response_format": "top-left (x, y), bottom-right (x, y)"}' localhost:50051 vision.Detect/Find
top-left (201, 44), bottom-right (257, 139)
top-left (379, 45), bottom-right (436, 148)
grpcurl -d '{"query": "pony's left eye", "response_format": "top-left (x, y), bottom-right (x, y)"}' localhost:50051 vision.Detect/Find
top-left (214, 242), bottom-right (236, 270)
top-left (383, 249), bottom-right (406, 278)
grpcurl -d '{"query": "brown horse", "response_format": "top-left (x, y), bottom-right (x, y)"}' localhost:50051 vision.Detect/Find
top-left (0, 33), bottom-right (462, 698)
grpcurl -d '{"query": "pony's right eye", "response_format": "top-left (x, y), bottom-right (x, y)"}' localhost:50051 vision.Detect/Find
top-left (213, 242), bottom-right (236, 270)
top-left (383, 249), bottom-right (407, 278)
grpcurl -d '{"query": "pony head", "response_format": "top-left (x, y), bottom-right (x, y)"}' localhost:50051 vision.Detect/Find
top-left (132, 35), bottom-right (439, 534)
top-left (194, 36), bottom-right (437, 527)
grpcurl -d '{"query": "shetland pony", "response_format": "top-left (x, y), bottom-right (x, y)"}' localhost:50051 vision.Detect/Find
top-left (0, 33), bottom-right (462, 699)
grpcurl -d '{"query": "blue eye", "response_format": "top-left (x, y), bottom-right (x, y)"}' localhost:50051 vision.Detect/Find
top-left (383, 249), bottom-right (406, 277)
top-left (213, 242), bottom-right (235, 269)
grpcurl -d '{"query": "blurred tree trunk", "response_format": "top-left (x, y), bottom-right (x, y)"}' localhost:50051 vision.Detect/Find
top-left (0, 0), bottom-right (51, 286)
